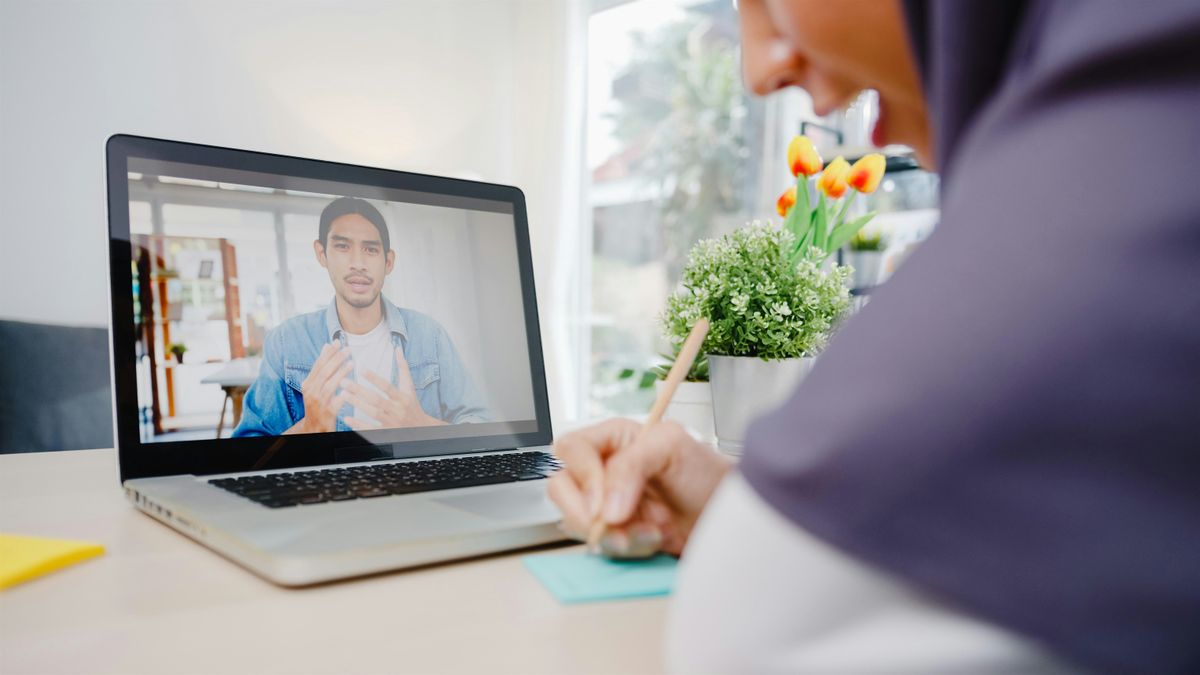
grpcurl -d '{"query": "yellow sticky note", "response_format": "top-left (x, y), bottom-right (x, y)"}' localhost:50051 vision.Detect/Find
top-left (0, 533), bottom-right (105, 591)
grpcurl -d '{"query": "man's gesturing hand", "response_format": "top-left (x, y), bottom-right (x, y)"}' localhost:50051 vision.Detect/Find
top-left (288, 342), bottom-right (352, 434)
top-left (343, 346), bottom-right (446, 430)
top-left (548, 418), bottom-right (731, 558)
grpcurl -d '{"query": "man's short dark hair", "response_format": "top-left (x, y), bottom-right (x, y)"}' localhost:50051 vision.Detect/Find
top-left (318, 197), bottom-right (391, 252)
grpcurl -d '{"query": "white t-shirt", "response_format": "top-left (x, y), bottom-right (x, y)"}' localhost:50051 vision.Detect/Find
top-left (344, 319), bottom-right (393, 426)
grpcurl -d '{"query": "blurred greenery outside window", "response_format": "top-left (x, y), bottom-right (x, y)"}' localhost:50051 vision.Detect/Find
top-left (586, 0), bottom-right (766, 417)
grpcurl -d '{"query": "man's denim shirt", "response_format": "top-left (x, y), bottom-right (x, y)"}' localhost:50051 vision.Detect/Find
top-left (233, 297), bottom-right (491, 437)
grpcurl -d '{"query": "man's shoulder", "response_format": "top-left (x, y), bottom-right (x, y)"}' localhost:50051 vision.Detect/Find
top-left (393, 305), bottom-right (449, 337)
top-left (263, 308), bottom-right (328, 365)
top-left (267, 309), bottom-right (324, 342)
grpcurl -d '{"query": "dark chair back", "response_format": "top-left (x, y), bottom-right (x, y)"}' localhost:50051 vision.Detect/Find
top-left (0, 320), bottom-right (113, 452)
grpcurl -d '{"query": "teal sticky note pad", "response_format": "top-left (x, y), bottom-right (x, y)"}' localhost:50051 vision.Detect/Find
top-left (522, 553), bottom-right (678, 604)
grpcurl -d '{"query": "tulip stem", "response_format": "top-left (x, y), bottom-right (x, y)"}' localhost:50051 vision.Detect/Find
top-left (794, 174), bottom-right (810, 228)
top-left (833, 191), bottom-right (857, 234)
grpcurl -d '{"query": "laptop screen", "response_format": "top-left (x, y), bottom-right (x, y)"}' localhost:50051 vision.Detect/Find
top-left (107, 136), bottom-right (551, 480)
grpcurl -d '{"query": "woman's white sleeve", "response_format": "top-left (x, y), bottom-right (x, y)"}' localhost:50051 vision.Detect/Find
top-left (664, 472), bottom-right (1079, 674)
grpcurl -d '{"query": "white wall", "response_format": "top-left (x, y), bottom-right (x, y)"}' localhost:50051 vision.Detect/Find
top-left (381, 204), bottom-right (537, 423)
top-left (0, 0), bottom-right (585, 422)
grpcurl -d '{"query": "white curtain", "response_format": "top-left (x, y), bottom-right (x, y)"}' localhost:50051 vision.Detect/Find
top-left (507, 0), bottom-right (591, 426)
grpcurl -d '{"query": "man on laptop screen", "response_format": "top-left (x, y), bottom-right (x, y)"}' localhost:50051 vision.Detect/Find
top-left (123, 152), bottom-right (539, 447)
top-left (234, 197), bottom-right (491, 437)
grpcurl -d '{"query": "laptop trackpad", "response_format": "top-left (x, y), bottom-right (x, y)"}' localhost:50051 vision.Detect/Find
top-left (435, 484), bottom-right (558, 522)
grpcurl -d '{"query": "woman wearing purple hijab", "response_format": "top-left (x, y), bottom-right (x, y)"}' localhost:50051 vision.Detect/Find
top-left (550, 1), bottom-right (1200, 672)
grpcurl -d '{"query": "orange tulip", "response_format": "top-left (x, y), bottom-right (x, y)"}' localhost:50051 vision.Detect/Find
top-left (818, 156), bottom-right (850, 199)
top-left (776, 187), bottom-right (797, 217)
top-left (787, 136), bottom-right (823, 177)
top-left (847, 154), bottom-right (886, 193)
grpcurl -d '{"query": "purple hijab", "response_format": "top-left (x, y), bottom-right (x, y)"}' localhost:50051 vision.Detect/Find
top-left (740, 1), bottom-right (1200, 672)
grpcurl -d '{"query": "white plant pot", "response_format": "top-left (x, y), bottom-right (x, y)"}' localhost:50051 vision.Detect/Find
top-left (656, 379), bottom-right (715, 446)
top-left (708, 354), bottom-right (815, 458)
top-left (843, 250), bottom-right (886, 290)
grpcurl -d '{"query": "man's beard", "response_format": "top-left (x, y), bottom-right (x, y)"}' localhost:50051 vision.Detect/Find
top-left (341, 288), bottom-right (380, 309)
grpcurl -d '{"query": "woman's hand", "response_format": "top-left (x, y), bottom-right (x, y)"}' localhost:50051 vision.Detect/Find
top-left (548, 418), bottom-right (732, 557)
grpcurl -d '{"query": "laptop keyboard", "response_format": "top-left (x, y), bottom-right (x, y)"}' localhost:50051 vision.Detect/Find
top-left (208, 451), bottom-right (563, 509)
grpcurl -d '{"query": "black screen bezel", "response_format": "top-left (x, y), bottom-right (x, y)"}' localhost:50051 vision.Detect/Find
top-left (107, 134), bottom-right (553, 482)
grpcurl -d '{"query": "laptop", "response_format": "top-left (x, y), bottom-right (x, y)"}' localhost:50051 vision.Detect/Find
top-left (106, 135), bottom-right (566, 586)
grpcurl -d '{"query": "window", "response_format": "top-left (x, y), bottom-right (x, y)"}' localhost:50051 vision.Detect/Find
top-left (571, 0), bottom-right (939, 423)
top-left (586, 0), bottom-right (767, 416)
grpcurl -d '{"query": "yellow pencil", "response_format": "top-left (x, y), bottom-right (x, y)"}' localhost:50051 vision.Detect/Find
top-left (586, 317), bottom-right (710, 554)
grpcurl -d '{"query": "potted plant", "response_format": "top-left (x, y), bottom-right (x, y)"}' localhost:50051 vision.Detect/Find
top-left (168, 342), bottom-right (187, 364)
top-left (663, 224), bottom-right (850, 455)
top-left (844, 229), bottom-right (888, 291)
top-left (653, 349), bottom-right (714, 444)
top-left (661, 136), bottom-right (884, 456)
top-left (619, 349), bottom-right (714, 444)
top-left (775, 137), bottom-right (885, 262)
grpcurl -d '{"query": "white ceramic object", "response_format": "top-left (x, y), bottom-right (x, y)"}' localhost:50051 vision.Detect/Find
top-left (843, 250), bottom-right (886, 290)
top-left (708, 354), bottom-right (815, 457)
top-left (657, 379), bottom-right (715, 445)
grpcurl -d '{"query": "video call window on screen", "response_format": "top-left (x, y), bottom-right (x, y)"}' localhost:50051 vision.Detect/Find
top-left (126, 159), bottom-right (538, 446)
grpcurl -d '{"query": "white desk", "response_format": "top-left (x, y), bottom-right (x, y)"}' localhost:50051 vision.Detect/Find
top-left (0, 449), bottom-right (668, 674)
top-left (199, 357), bottom-right (261, 388)
top-left (200, 358), bottom-right (262, 436)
